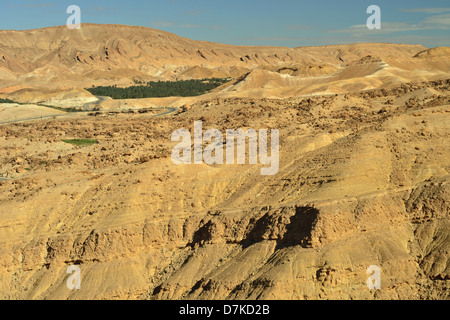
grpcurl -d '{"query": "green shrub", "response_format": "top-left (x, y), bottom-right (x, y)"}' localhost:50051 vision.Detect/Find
top-left (62, 139), bottom-right (98, 147)
top-left (0, 98), bottom-right (16, 103)
top-left (86, 78), bottom-right (230, 99)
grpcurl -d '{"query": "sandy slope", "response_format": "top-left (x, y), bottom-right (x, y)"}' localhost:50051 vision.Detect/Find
top-left (0, 24), bottom-right (449, 300)
top-left (0, 78), bottom-right (448, 300)
top-left (0, 103), bottom-right (65, 123)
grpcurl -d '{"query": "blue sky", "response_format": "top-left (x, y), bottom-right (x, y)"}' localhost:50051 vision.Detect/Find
top-left (0, 0), bottom-right (449, 47)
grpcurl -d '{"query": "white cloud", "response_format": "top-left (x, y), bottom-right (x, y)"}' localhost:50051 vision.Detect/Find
top-left (21, 3), bottom-right (56, 8)
top-left (186, 10), bottom-right (204, 16)
top-left (329, 17), bottom-right (450, 36)
top-left (150, 20), bottom-right (175, 28)
top-left (179, 24), bottom-right (225, 30)
top-left (150, 21), bottom-right (224, 30)
top-left (330, 22), bottom-right (435, 35)
top-left (401, 8), bottom-right (450, 14)
top-left (7, 3), bottom-right (56, 8)
top-left (286, 24), bottom-right (312, 31)
top-left (423, 13), bottom-right (450, 26)
top-left (179, 24), bottom-right (206, 28)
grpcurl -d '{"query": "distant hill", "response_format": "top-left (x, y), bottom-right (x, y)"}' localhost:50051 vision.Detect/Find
top-left (2, 24), bottom-right (447, 92)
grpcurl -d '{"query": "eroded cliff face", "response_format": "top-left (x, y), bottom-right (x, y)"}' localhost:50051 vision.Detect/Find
top-left (2, 24), bottom-right (449, 94)
top-left (0, 78), bottom-right (448, 300)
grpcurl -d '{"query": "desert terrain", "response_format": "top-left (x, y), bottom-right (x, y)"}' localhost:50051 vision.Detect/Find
top-left (0, 24), bottom-right (448, 300)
